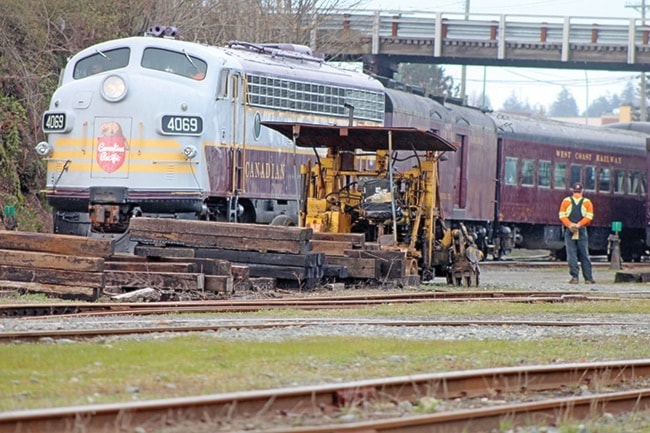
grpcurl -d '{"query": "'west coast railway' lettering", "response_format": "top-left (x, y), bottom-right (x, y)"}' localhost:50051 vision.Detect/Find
top-left (555, 149), bottom-right (623, 165)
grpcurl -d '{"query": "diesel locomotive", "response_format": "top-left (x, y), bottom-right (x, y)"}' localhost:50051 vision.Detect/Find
top-left (37, 27), bottom-right (385, 243)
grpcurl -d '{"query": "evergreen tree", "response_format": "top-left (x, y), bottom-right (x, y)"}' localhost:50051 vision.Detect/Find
top-left (584, 94), bottom-right (618, 117)
top-left (620, 79), bottom-right (637, 105)
top-left (395, 63), bottom-right (458, 99)
top-left (501, 91), bottom-right (534, 115)
top-left (548, 87), bottom-right (579, 117)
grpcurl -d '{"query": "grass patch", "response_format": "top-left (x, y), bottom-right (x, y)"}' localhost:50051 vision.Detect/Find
top-left (1, 334), bottom-right (649, 410)
top-left (222, 298), bottom-right (650, 319)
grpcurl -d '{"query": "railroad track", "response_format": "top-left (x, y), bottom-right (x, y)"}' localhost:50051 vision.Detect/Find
top-left (2, 317), bottom-right (646, 343)
top-left (0, 291), bottom-right (621, 318)
top-left (1, 360), bottom-right (649, 433)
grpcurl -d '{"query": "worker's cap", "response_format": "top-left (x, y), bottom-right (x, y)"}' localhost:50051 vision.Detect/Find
top-left (572, 182), bottom-right (583, 192)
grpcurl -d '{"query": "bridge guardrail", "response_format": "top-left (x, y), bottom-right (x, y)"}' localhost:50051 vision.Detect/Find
top-left (310, 10), bottom-right (650, 69)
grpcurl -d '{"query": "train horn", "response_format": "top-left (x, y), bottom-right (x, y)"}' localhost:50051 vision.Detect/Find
top-left (146, 26), bottom-right (179, 38)
top-left (147, 25), bottom-right (165, 37)
top-left (164, 27), bottom-right (179, 37)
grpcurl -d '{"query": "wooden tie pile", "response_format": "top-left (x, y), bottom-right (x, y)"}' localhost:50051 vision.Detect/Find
top-left (0, 217), bottom-right (420, 300)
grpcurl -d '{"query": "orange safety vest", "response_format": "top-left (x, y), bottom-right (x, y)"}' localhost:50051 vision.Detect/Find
top-left (558, 194), bottom-right (594, 228)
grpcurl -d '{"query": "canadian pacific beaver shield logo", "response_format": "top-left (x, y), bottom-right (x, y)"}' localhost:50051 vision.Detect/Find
top-left (96, 121), bottom-right (128, 173)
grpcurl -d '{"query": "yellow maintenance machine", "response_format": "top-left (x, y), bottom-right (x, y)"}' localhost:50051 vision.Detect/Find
top-left (263, 123), bottom-right (482, 286)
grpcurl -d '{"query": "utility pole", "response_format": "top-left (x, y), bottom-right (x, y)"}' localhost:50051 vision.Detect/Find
top-left (460, 0), bottom-right (470, 104)
top-left (626, 0), bottom-right (648, 120)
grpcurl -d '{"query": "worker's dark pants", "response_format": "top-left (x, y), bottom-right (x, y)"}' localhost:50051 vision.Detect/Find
top-left (564, 227), bottom-right (593, 281)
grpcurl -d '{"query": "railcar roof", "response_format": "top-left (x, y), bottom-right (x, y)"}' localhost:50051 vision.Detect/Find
top-left (384, 88), bottom-right (451, 122)
top-left (262, 122), bottom-right (456, 152)
top-left (489, 113), bottom-right (648, 154)
top-left (604, 122), bottom-right (650, 134)
top-left (222, 45), bottom-right (383, 92)
top-left (384, 88), bottom-right (496, 129)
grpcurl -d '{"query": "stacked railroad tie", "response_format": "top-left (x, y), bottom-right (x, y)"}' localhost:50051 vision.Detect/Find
top-left (103, 253), bottom-right (234, 299)
top-left (311, 232), bottom-right (417, 285)
top-left (129, 217), bottom-right (328, 289)
top-left (130, 217), bottom-right (417, 289)
top-left (0, 229), bottom-right (236, 301)
top-left (0, 218), bottom-right (422, 301)
top-left (0, 230), bottom-right (110, 300)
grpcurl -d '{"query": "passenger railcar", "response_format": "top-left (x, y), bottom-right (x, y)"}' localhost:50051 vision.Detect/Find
top-left (382, 85), bottom-right (502, 255)
top-left (382, 84), bottom-right (649, 261)
top-left (37, 29), bottom-right (384, 240)
top-left (488, 113), bottom-right (648, 260)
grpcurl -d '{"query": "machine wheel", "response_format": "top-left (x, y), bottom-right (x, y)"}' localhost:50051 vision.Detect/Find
top-left (406, 258), bottom-right (419, 275)
top-left (553, 247), bottom-right (567, 262)
top-left (270, 214), bottom-right (295, 226)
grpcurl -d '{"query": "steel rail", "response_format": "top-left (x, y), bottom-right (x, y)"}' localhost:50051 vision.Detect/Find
top-left (256, 389), bottom-right (650, 433)
top-left (0, 291), bottom-right (619, 318)
top-left (1, 318), bottom-right (644, 343)
top-left (1, 360), bottom-right (649, 433)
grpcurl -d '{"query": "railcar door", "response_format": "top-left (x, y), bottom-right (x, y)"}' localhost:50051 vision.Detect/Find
top-left (208, 69), bottom-right (244, 202)
top-left (454, 133), bottom-right (468, 209)
top-left (230, 72), bottom-right (244, 197)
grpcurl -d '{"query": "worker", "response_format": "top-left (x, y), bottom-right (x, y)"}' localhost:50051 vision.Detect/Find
top-left (558, 182), bottom-right (595, 284)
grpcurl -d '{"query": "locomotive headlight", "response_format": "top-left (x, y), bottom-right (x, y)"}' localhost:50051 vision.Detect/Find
top-left (101, 75), bottom-right (127, 102)
top-left (35, 141), bottom-right (53, 157)
top-left (182, 145), bottom-right (198, 160)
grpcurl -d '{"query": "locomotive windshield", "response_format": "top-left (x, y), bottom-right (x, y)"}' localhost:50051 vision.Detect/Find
top-left (141, 48), bottom-right (207, 80)
top-left (73, 48), bottom-right (130, 79)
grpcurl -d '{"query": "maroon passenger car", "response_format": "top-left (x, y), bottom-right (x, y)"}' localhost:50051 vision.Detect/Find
top-left (490, 113), bottom-right (648, 260)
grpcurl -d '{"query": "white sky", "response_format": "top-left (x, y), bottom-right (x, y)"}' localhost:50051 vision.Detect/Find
top-left (356, 0), bottom-right (644, 113)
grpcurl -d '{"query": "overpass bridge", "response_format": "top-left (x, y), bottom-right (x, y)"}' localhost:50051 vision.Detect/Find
top-left (309, 10), bottom-right (650, 77)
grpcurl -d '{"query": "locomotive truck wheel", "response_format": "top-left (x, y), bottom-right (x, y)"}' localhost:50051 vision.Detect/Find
top-left (270, 215), bottom-right (295, 226)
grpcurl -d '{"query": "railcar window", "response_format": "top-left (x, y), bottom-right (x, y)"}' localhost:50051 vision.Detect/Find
top-left (218, 70), bottom-right (230, 98)
top-left (73, 48), bottom-right (130, 79)
top-left (570, 164), bottom-right (582, 187)
top-left (553, 163), bottom-right (566, 189)
top-left (141, 48), bottom-right (207, 80)
top-left (584, 166), bottom-right (596, 191)
top-left (504, 157), bottom-right (518, 185)
top-left (246, 74), bottom-right (384, 122)
top-left (538, 161), bottom-right (550, 188)
top-left (599, 168), bottom-right (611, 193)
top-left (521, 159), bottom-right (535, 186)
top-left (630, 171), bottom-right (642, 195)
top-left (614, 169), bottom-right (626, 194)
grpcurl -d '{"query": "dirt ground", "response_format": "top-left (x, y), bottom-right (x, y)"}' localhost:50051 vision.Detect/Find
top-left (468, 260), bottom-right (650, 295)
